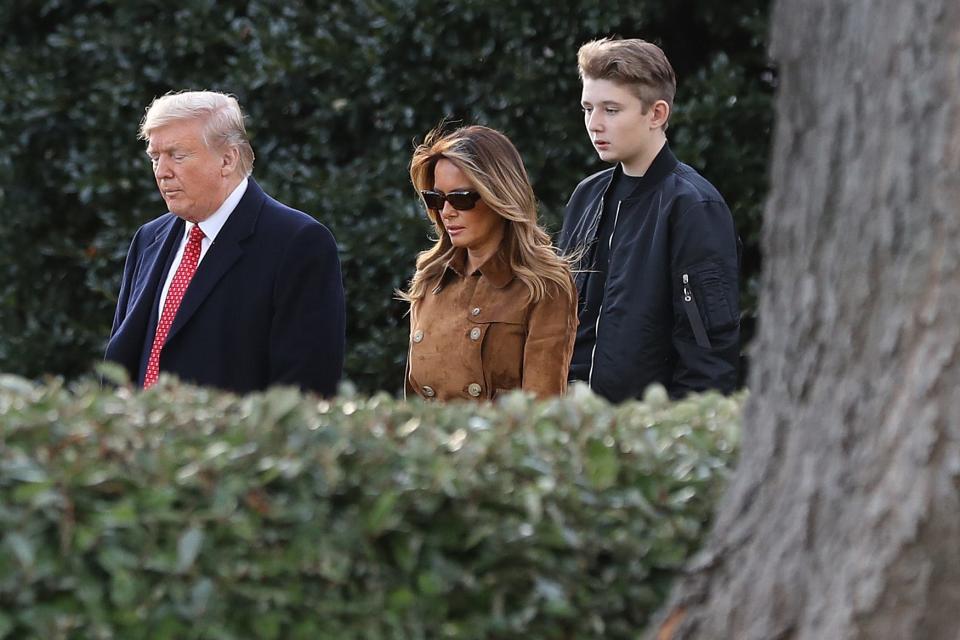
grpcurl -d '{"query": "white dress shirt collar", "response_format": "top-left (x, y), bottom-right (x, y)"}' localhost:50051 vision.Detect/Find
top-left (192, 177), bottom-right (249, 242)
top-left (157, 178), bottom-right (249, 314)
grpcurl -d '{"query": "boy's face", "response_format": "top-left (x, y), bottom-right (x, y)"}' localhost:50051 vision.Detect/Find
top-left (580, 77), bottom-right (666, 175)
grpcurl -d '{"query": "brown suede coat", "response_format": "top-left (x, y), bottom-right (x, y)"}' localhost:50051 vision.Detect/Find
top-left (406, 246), bottom-right (577, 401)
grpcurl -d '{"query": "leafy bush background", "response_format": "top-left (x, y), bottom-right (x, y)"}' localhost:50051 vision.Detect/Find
top-left (0, 373), bottom-right (740, 638)
top-left (0, 0), bottom-right (772, 392)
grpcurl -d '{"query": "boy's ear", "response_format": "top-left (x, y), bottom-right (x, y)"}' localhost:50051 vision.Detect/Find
top-left (650, 100), bottom-right (670, 129)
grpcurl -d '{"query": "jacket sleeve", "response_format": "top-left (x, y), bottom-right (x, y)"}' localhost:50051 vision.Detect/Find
top-left (269, 222), bottom-right (345, 396)
top-left (521, 278), bottom-right (578, 398)
top-left (558, 190), bottom-right (579, 252)
top-left (110, 227), bottom-right (145, 336)
top-left (669, 199), bottom-right (740, 397)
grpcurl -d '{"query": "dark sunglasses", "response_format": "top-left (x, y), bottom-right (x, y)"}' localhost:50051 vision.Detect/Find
top-left (420, 189), bottom-right (482, 211)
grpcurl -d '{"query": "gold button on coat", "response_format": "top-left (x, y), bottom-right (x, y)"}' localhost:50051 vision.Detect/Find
top-left (467, 383), bottom-right (482, 397)
top-left (422, 385), bottom-right (435, 397)
top-left (469, 327), bottom-right (481, 341)
top-left (413, 329), bottom-right (424, 343)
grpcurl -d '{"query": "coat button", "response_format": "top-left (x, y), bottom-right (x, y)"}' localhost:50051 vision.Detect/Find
top-left (467, 383), bottom-right (482, 397)
top-left (471, 307), bottom-right (481, 316)
top-left (413, 329), bottom-right (423, 343)
top-left (422, 385), bottom-right (435, 398)
top-left (469, 327), bottom-right (481, 341)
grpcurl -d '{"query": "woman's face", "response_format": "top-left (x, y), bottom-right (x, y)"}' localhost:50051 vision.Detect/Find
top-left (432, 159), bottom-right (505, 258)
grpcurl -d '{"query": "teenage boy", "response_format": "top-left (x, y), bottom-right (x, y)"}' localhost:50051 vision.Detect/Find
top-left (559, 37), bottom-right (740, 402)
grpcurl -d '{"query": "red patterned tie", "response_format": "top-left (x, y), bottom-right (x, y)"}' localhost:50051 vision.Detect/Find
top-left (144, 224), bottom-right (205, 388)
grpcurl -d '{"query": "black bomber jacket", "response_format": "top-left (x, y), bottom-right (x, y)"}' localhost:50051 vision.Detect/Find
top-left (558, 144), bottom-right (740, 402)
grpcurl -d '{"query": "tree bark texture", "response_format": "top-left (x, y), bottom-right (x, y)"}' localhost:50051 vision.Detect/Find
top-left (657, 1), bottom-right (960, 638)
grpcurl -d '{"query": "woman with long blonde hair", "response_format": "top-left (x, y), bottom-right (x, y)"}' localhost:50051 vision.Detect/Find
top-left (401, 125), bottom-right (577, 401)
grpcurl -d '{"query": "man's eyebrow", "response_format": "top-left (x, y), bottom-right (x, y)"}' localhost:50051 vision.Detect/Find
top-left (146, 142), bottom-right (185, 155)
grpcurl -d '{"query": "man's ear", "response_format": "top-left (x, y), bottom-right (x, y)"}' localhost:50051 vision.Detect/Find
top-left (650, 100), bottom-right (670, 129)
top-left (220, 146), bottom-right (240, 176)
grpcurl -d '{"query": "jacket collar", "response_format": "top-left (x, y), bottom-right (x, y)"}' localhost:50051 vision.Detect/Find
top-left (601, 142), bottom-right (680, 200)
top-left (439, 245), bottom-right (515, 289)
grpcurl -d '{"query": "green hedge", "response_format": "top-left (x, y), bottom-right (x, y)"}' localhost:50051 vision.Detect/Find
top-left (0, 373), bottom-right (740, 639)
top-left (0, 0), bottom-right (772, 392)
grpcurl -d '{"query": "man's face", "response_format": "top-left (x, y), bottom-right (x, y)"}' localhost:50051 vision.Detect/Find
top-left (146, 118), bottom-right (230, 223)
top-left (580, 77), bottom-right (664, 175)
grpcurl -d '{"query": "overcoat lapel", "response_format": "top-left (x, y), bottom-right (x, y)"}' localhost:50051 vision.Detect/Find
top-left (103, 213), bottom-right (182, 383)
top-left (124, 215), bottom-right (183, 335)
top-left (164, 180), bottom-right (266, 343)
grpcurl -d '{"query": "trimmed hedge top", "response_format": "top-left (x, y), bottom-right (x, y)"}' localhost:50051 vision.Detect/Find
top-left (0, 373), bottom-right (740, 639)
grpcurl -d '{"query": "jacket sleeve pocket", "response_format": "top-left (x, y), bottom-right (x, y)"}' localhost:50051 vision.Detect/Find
top-left (686, 262), bottom-right (739, 333)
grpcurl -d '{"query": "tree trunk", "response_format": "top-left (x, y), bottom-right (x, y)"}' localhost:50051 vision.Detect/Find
top-left (656, 1), bottom-right (960, 638)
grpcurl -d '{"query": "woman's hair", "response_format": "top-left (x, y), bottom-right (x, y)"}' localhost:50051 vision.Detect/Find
top-left (139, 90), bottom-right (255, 177)
top-left (400, 125), bottom-right (575, 306)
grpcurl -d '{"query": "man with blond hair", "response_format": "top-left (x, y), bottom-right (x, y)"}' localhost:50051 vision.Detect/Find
top-left (106, 91), bottom-right (344, 395)
top-left (559, 38), bottom-right (740, 402)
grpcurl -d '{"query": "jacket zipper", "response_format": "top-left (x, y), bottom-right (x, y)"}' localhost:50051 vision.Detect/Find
top-left (681, 272), bottom-right (713, 349)
top-left (588, 199), bottom-right (621, 389)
